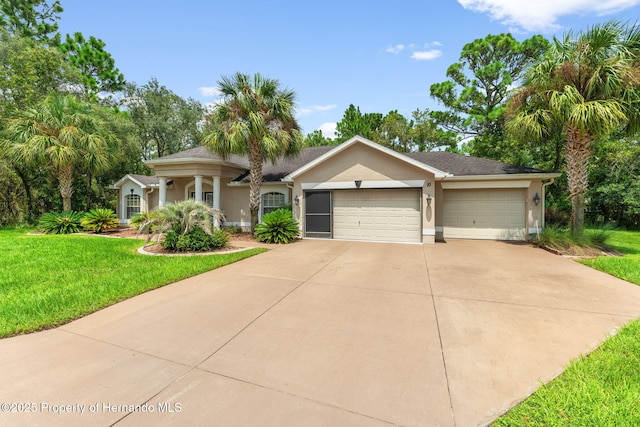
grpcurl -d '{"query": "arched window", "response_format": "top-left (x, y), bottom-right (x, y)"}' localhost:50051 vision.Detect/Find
top-left (262, 192), bottom-right (285, 216)
top-left (126, 194), bottom-right (141, 219)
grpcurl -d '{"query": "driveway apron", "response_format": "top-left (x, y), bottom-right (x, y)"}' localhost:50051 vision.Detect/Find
top-left (2, 239), bottom-right (640, 426)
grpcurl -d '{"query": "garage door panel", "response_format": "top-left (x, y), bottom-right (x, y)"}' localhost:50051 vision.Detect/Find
top-left (443, 189), bottom-right (525, 240)
top-left (333, 189), bottom-right (421, 243)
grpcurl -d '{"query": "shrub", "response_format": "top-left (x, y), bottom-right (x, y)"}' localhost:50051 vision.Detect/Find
top-left (162, 226), bottom-right (229, 252)
top-left (254, 208), bottom-right (299, 244)
top-left (138, 200), bottom-right (225, 243)
top-left (223, 225), bottom-right (245, 234)
top-left (81, 209), bottom-right (119, 233)
top-left (38, 211), bottom-right (85, 234)
top-left (130, 211), bottom-right (159, 230)
top-left (535, 224), bottom-right (614, 253)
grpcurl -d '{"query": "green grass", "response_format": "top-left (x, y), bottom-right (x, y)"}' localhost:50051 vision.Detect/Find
top-left (494, 229), bottom-right (640, 426)
top-left (580, 230), bottom-right (640, 285)
top-left (0, 228), bottom-right (266, 338)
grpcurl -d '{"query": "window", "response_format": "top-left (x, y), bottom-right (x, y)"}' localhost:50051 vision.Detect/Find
top-left (262, 192), bottom-right (285, 215)
top-left (126, 194), bottom-right (141, 219)
top-left (190, 192), bottom-right (214, 206)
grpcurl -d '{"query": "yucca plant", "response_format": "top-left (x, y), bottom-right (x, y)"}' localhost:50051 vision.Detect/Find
top-left (254, 209), bottom-right (300, 244)
top-left (38, 211), bottom-right (85, 234)
top-left (138, 200), bottom-right (226, 249)
top-left (129, 211), bottom-right (159, 230)
top-left (81, 209), bottom-right (119, 233)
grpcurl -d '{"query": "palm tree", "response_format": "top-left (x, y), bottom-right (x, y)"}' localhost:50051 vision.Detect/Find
top-left (4, 92), bottom-right (118, 211)
top-left (203, 72), bottom-right (303, 232)
top-left (137, 199), bottom-right (225, 243)
top-left (507, 21), bottom-right (640, 237)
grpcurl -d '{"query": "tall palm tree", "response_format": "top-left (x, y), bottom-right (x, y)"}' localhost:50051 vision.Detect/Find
top-left (203, 72), bottom-right (303, 232)
top-left (4, 92), bottom-right (118, 211)
top-left (507, 21), bottom-right (640, 237)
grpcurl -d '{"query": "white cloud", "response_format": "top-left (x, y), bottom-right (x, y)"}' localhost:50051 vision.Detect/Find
top-left (411, 50), bottom-right (443, 61)
top-left (386, 44), bottom-right (405, 54)
top-left (458, 0), bottom-right (640, 32)
top-left (198, 86), bottom-right (222, 97)
top-left (319, 122), bottom-right (337, 139)
top-left (296, 104), bottom-right (338, 117)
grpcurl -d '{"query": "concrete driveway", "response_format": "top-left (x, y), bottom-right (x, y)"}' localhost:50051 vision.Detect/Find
top-left (2, 239), bottom-right (640, 426)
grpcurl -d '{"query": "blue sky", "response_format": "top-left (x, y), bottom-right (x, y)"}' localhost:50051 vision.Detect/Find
top-left (57, 0), bottom-right (640, 138)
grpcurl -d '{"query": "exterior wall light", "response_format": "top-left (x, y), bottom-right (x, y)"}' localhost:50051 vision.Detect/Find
top-left (426, 194), bottom-right (432, 205)
top-left (130, 188), bottom-right (135, 196)
top-left (533, 193), bottom-right (541, 206)
top-left (294, 194), bottom-right (300, 206)
top-left (355, 180), bottom-right (362, 189)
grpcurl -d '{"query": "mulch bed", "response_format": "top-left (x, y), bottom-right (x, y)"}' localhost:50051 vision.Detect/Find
top-left (102, 227), bottom-right (260, 255)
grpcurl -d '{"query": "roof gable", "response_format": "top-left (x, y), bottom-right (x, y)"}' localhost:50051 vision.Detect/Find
top-left (283, 136), bottom-right (450, 181)
top-left (110, 174), bottom-right (159, 189)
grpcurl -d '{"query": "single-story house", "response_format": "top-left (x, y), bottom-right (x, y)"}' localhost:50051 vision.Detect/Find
top-left (111, 136), bottom-right (559, 244)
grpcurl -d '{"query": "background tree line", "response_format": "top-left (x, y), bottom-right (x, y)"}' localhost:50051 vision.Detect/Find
top-left (0, 0), bottom-right (206, 223)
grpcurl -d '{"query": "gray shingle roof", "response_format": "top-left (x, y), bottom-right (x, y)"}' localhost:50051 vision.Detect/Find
top-left (137, 144), bottom-right (548, 184)
top-left (405, 151), bottom-right (546, 176)
top-left (130, 174), bottom-right (159, 186)
top-left (151, 146), bottom-right (249, 167)
top-left (234, 146), bottom-right (335, 182)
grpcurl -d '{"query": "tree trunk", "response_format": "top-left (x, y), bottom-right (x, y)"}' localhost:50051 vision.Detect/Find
top-left (12, 164), bottom-right (35, 222)
top-left (58, 165), bottom-right (74, 212)
top-left (248, 142), bottom-right (263, 233)
top-left (565, 125), bottom-right (593, 237)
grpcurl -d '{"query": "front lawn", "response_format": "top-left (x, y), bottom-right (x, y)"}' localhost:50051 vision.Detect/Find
top-left (494, 229), bottom-right (640, 426)
top-left (0, 228), bottom-right (266, 338)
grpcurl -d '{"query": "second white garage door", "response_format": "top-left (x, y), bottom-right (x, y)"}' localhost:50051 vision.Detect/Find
top-left (333, 189), bottom-right (421, 243)
top-left (443, 189), bottom-right (526, 240)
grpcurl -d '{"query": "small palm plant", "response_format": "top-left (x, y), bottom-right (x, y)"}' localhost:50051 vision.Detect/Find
top-left (137, 200), bottom-right (227, 250)
top-left (254, 209), bottom-right (300, 244)
top-left (38, 211), bottom-right (85, 234)
top-left (129, 211), bottom-right (159, 230)
top-left (81, 209), bottom-right (119, 233)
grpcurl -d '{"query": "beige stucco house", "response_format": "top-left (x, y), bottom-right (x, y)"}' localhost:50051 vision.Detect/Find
top-left (111, 136), bottom-right (559, 244)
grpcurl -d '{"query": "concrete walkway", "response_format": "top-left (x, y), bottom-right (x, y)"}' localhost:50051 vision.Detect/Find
top-left (2, 240), bottom-right (640, 426)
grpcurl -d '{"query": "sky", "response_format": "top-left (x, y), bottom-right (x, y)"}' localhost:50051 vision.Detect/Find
top-left (57, 0), bottom-right (640, 138)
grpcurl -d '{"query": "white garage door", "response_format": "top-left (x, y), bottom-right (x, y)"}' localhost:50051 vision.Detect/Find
top-left (333, 189), bottom-right (421, 243)
top-left (443, 189), bottom-right (526, 240)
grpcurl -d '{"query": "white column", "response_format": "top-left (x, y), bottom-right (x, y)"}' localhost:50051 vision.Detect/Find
top-left (194, 175), bottom-right (203, 202)
top-left (158, 177), bottom-right (167, 207)
top-left (213, 176), bottom-right (221, 228)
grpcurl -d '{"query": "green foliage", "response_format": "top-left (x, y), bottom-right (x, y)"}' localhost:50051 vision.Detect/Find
top-left (162, 226), bottom-right (229, 252)
top-left (508, 21), bottom-right (640, 237)
top-left (138, 200), bottom-right (225, 246)
top-left (254, 208), bottom-right (300, 244)
top-left (304, 129), bottom-right (337, 146)
top-left (0, 0), bottom-right (63, 43)
top-left (534, 224), bottom-right (613, 253)
top-left (130, 210), bottom-right (159, 230)
top-left (38, 211), bottom-right (84, 234)
top-left (223, 225), bottom-right (245, 234)
top-left (333, 105), bottom-right (458, 152)
top-left (335, 104), bottom-right (383, 142)
top-left (0, 31), bottom-right (77, 114)
top-left (59, 32), bottom-right (126, 99)
top-left (4, 92), bottom-right (120, 212)
top-left (81, 208), bottom-right (118, 233)
top-left (203, 72), bottom-right (303, 232)
top-left (0, 228), bottom-right (266, 337)
top-left (125, 78), bottom-right (205, 159)
top-left (430, 33), bottom-right (550, 162)
top-left (587, 137), bottom-right (640, 228)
